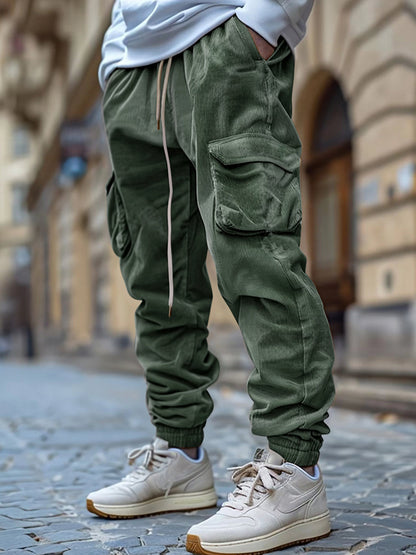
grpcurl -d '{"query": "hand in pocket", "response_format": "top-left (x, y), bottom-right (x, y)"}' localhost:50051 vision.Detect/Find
top-left (245, 26), bottom-right (275, 60)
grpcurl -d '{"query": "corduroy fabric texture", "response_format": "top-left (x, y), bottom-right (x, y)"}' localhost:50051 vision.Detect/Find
top-left (102, 16), bottom-right (335, 467)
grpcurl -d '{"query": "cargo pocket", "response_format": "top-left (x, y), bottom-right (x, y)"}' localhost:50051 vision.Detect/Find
top-left (105, 172), bottom-right (132, 257)
top-left (208, 133), bottom-right (302, 236)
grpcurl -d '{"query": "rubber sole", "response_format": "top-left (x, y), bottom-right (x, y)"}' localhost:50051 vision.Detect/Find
top-left (186, 512), bottom-right (331, 555)
top-left (86, 488), bottom-right (218, 519)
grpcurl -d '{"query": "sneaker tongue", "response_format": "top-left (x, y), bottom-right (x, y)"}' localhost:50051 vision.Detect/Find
top-left (253, 448), bottom-right (285, 465)
top-left (266, 450), bottom-right (285, 465)
top-left (153, 437), bottom-right (169, 450)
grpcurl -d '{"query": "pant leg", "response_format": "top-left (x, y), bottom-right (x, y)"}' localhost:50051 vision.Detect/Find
top-left (180, 17), bottom-right (335, 466)
top-left (103, 67), bottom-right (220, 448)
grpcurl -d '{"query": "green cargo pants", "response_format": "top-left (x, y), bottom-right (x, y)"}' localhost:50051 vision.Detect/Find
top-left (103, 16), bottom-right (335, 467)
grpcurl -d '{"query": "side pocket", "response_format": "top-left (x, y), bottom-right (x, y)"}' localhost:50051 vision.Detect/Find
top-left (106, 172), bottom-right (132, 258)
top-left (231, 16), bottom-right (291, 66)
top-left (208, 133), bottom-right (302, 235)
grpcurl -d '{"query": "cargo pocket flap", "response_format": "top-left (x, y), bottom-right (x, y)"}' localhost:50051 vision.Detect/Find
top-left (208, 133), bottom-right (302, 235)
top-left (208, 133), bottom-right (301, 173)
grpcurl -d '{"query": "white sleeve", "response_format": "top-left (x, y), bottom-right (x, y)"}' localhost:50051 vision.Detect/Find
top-left (236, 0), bottom-right (314, 48)
top-left (99, 0), bottom-right (126, 90)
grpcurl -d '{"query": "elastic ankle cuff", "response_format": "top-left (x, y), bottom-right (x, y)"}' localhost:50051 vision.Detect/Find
top-left (268, 436), bottom-right (322, 467)
top-left (156, 424), bottom-right (204, 449)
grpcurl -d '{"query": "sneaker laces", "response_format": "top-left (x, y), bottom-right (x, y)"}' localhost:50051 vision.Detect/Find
top-left (121, 443), bottom-right (174, 484)
top-left (224, 461), bottom-right (293, 510)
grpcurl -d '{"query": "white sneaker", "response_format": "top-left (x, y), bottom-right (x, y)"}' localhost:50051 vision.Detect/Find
top-left (186, 448), bottom-right (331, 554)
top-left (87, 438), bottom-right (217, 518)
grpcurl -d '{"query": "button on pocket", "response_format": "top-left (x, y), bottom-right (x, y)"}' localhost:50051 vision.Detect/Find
top-left (106, 172), bottom-right (132, 258)
top-left (208, 133), bottom-right (302, 235)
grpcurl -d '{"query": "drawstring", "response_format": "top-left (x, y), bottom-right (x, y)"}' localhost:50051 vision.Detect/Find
top-left (156, 57), bottom-right (174, 317)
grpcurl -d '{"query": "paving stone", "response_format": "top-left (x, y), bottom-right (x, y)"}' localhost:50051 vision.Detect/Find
top-left (368, 488), bottom-right (413, 503)
top-left (61, 541), bottom-right (109, 554)
top-left (0, 528), bottom-right (39, 549)
top-left (141, 533), bottom-right (182, 546)
top-left (40, 530), bottom-right (90, 543)
top-left (359, 534), bottom-right (416, 553)
top-left (305, 529), bottom-right (369, 551)
top-left (123, 548), bottom-right (168, 555)
top-left (26, 545), bottom-right (70, 554)
top-left (269, 547), bottom-right (304, 554)
top-left (1, 361), bottom-right (416, 553)
top-left (302, 552), bottom-right (348, 555)
top-left (327, 500), bottom-right (382, 513)
top-left (151, 525), bottom-right (188, 537)
top-left (33, 521), bottom-right (87, 533)
top-left (104, 535), bottom-right (142, 549)
top-left (355, 514), bottom-right (416, 536)
top-left (0, 507), bottom-right (65, 520)
top-left (0, 517), bottom-right (44, 530)
top-left (376, 505), bottom-right (416, 518)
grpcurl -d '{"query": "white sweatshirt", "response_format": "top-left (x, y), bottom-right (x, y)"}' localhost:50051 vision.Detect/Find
top-left (99, 0), bottom-right (314, 89)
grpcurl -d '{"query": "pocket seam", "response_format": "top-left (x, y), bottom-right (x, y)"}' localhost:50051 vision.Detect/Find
top-left (232, 16), bottom-right (289, 65)
top-left (232, 16), bottom-right (266, 63)
top-left (105, 173), bottom-right (115, 196)
top-left (106, 173), bottom-right (132, 258)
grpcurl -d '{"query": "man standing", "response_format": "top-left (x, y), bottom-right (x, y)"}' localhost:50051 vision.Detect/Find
top-left (87, 1), bottom-right (336, 553)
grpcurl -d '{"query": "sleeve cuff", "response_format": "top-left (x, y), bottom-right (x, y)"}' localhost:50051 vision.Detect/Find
top-left (235, 0), bottom-right (291, 47)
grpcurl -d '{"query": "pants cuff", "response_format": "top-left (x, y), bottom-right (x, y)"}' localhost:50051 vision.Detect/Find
top-left (268, 435), bottom-right (322, 467)
top-left (156, 424), bottom-right (205, 448)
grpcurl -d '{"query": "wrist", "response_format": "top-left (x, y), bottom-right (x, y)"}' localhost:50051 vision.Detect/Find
top-left (246, 26), bottom-right (275, 60)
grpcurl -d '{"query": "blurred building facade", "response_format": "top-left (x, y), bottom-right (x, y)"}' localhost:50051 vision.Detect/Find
top-left (294, 0), bottom-right (416, 375)
top-left (1, 0), bottom-right (416, 375)
top-left (0, 1), bottom-right (34, 357)
top-left (0, 0), bottom-right (138, 356)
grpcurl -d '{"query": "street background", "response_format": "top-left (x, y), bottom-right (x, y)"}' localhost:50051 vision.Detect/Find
top-left (1, 0), bottom-right (416, 553)
top-left (1, 360), bottom-right (416, 554)
top-left (2, 0), bottom-right (416, 412)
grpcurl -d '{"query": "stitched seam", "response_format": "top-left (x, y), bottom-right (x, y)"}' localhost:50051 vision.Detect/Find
top-left (232, 15), bottom-right (263, 63)
top-left (184, 164), bottom-right (193, 304)
top-left (293, 287), bottom-right (307, 427)
top-left (266, 61), bottom-right (274, 129)
top-left (264, 238), bottom-right (307, 427)
top-left (187, 181), bottom-right (203, 381)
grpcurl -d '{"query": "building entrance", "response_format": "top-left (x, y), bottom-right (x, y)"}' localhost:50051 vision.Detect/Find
top-left (306, 80), bottom-right (354, 336)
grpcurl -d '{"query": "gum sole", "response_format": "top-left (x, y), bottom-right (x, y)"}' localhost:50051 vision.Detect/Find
top-left (186, 531), bottom-right (331, 555)
top-left (86, 499), bottom-right (217, 519)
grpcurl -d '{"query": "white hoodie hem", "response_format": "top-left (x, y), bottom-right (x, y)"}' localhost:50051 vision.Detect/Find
top-left (236, 0), bottom-right (292, 47)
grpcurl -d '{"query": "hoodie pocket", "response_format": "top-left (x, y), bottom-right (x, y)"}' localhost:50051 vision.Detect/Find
top-left (208, 133), bottom-right (302, 235)
top-left (106, 172), bottom-right (132, 258)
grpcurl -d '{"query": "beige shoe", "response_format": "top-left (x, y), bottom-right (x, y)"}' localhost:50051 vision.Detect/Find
top-left (186, 448), bottom-right (330, 554)
top-left (87, 438), bottom-right (217, 518)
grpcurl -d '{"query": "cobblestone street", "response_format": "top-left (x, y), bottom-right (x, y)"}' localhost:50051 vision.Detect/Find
top-left (1, 360), bottom-right (416, 555)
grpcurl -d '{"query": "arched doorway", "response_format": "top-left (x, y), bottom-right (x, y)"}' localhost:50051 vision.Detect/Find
top-left (305, 79), bottom-right (355, 337)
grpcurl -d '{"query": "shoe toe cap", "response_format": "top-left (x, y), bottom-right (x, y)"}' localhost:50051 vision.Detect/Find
top-left (188, 513), bottom-right (255, 543)
top-left (87, 484), bottom-right (135, 505)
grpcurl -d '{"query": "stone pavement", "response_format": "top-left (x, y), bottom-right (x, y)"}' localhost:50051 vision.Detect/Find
top-left (1, 360), bottom-right (416, 555)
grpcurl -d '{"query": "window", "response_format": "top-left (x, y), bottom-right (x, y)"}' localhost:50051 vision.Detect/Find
top-left (11, 184), bottom-right (29, 224)
top-left (12, 125), bottom-right (30, 158)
